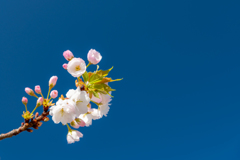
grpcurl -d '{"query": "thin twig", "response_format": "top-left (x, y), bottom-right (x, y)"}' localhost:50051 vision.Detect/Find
top-left (0, 109), bottom-right (49, 141)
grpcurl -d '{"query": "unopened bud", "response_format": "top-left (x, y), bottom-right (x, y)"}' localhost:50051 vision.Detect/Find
top-left (26, 129), bottom-right (33, 133)
top-left (43, 117), bottom-right (49, 122)
top-left (63, 50), bottom-right (74, 61)
top-left (49, 76), bottom-right (58, 88)
top-left (25, 87), bottom-right (36, 97)
top-left (33, 125), bottom-right (38, 130)
top-left (22, 97), bottom-right (28, 105)
top-left (37, 122), bottom-right (42, 127)
top-left (35, 112), bottom-right (39, 118)
top-left (50, 90), bottom-right (58, 99)
top-left (37, 97), bottom-right (43, 106)
top-left (35, 85), bottom-right (42, 94)
top-left (87, 49), bottom-right (102, 65)
top-left (62, 63), bottom-right (68, 70)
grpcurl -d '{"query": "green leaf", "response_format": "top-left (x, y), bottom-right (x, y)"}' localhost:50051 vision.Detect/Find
top-left (89, 74), bottom-right (103, 84)
top-left (92, 91), bottom-right (100, 99)
top-left (93, 84), bottom-right (104, 90)
top-left (82, 71), bottom-right (89, 82)
top-left (95, 77), bottom-right (123, 84)
top-left (96, 66), bottom-right (114, 77)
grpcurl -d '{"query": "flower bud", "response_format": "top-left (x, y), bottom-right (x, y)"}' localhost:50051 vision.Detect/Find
top-left (35, 112), bottom-right (39, 117)
top-left (22, 97), bottom-right (28, 105)
top-left (26, 129), bottom-right (33, 133)
top-left (75, 118), bottom-right (86, 127)
top-left (35, 85), bottom-right (42, 94)
top-left (43, 117), bottom-right (49, 122)
top-left (49, 76), bottom-right (58, 88)
top-left (37, 122), bottom-right (43, 127)
top-left (62, 63), bottom-right (68, 70)
top-left (37, 97), bottom-right (43, 106)
top-left (87, 49), bottom-right (102, 64)
top-left (25, 87), bottom-right (36, 96)
top-left (63, 50), bottom-right (74, 61)
top-left (50, 90), bottom-right (58, 99)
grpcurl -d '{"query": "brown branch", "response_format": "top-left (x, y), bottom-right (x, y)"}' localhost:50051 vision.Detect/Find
top-left (0, 108), bottom-right (49, 141)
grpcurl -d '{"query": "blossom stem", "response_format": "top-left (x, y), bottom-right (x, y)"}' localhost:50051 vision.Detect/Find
top-left (31, 105), bottom-right (38, 115)
top-left (86, 62), bottom-right (91, 68)
top-left (90, 100), bottom-right (100, 106)
top-left (66, 124), bottom-right (72, 132)
top-left (47, 87), bottom-right (51, 100)
top-left (24, 104), bottom-right (28, 112)
top-left (40, 93), bottom-right (44, 99)
top-left (34, 95), bottom-right (39, 99)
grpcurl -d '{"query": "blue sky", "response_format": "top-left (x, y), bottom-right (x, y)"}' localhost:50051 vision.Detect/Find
top-left (1, 0), bottom-right (240, 159)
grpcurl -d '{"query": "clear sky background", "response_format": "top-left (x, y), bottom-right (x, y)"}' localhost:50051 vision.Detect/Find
top-left (0, 0), bottom-right (240, 159)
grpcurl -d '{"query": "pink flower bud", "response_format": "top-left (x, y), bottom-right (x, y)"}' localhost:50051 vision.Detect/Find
top-left (63, 50), bottom-right (74, 61)
top-left (35, 85), bottom-right (42, 94)
top-left (22, 97), bottom-right (28, 105)
top-left (62, 63), bottom-right (68, 70)
top-left (70, 118), bottom-right (86, 129)
top-left (77, 118), bottom-right (86, 127)
top-left (37, 97), bottom-right (43, 106)
top-left (25, 87), bottom-right (35, 96)
top-left (49, 76), bottom-right (58, 88)
top-left (87, 49), bottom-right (102, 64)
top-left (50, 90), bottom-right (58, 99)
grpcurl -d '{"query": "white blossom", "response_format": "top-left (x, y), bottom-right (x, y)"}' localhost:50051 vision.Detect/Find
top-left (67, 130), bottom-right (83, 144)
top-left (66, 87), bottom-right (90, 116)
top-left (91, 93), bottom-right (112, 118)
top-left (50, 99), bottom-right (76, 125)
top-left (67, 58), bottom-right (86, 77)
top-left (79, 113), bottom-right (93, 127)
top-left (90, 108), bottom-right (101, 120)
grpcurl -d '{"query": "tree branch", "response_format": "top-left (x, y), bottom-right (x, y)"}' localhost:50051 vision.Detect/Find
top-left (0, 109), bottom-right (49, 141)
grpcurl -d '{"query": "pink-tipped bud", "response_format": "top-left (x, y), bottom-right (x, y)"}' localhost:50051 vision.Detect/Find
top-left (70, 118), bottom-right (86, 129)
top-left (87, 49), bottom-right (102, 64)
top-left (50, 90), bottom-right (58, 99)
top-left (35, 85), bottom-right (42, 94)
top-left (62, 63), bottom-right (68, 70)
top-left (76, 118), bottom-right (86, 127)
top-left (37, 97), bottom-right (43, 106)
top-left (22, 97), bottom-right (28, 105)
top-left (49, 76), bottom-right (58, 88)
top-left (25, 87), bottom-right (35, 96)
top-left (63, 50), bottom-right (74, 61)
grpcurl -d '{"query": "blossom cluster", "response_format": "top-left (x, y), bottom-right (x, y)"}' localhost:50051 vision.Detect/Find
top-left (22, 76), bottom-right (59, 130)
top-left (49, 49), bottom-right (121, 144)
top-left (20, 49), bottom-right (121, 144)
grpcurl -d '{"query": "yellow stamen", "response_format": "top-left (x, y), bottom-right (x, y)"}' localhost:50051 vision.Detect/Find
top-left (75, 65), bottom-right (81, 71)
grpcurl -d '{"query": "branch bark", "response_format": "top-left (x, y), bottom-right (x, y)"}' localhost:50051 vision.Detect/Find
top-left (0, 110), bottom-right (49, 141)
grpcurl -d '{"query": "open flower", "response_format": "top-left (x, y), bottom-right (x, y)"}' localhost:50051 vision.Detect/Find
top-left (67, 130), bottom-right (83, 144)
top-left (90, 108), bottom-right (101, 120)
top-left (99, 103), bottom-right (110, 117)
top-left (66, 87), bottom-right (90, 116)
top-left (67, 58), bottom-right (86, 77)
top-left (79, 113), bottom-right (93, 127)
top-left (87, 49), bottom-right (102, 64)
top-left (50, 99), bottom-right (76, 125)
